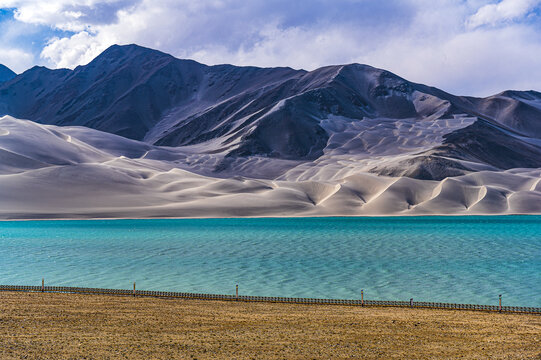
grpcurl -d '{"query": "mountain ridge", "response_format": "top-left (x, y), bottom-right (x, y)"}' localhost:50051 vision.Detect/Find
top-left (1, 44), bottom-right (541, 218)
top-left (0, 44), bottom-right (540, 182)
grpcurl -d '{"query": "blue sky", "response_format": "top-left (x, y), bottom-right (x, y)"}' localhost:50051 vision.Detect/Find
top-left (0, 0), bottom-right (540, 96)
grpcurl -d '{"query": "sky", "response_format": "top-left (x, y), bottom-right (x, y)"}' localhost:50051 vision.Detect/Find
top-left (0, 0), bottom-right (540, 96)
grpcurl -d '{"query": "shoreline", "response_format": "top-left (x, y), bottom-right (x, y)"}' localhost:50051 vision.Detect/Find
top-left (2, 213), bottom-right (541, 222)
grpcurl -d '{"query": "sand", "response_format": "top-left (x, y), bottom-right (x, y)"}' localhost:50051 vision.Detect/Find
top-left (1, 116), bottom-right (541, 219)
top-left (0, 291), bottom-right (539, 359)
top-left (0, 115), bottom-right (541, 219)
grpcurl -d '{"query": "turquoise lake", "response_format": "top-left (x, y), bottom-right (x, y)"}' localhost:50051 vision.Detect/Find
top-left (0, 217), bottom-right (539, 307)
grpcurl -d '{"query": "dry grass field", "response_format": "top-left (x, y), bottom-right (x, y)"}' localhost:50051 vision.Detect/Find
top-left (0, 291), bottom-right (539, 359)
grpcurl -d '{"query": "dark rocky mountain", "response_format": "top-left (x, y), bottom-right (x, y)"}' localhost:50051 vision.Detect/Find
top-left (0, 45), bottom-right (302, 142)
top-left (1, 44), bottom-right (540, 180)
top-left (0, 64), bottom-right (16, 82)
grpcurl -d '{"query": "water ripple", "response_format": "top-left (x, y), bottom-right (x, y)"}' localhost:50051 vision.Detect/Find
top-left (0, 216), bottom-right (539, 306)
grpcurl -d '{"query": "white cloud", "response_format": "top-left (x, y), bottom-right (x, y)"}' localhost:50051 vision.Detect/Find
top-left (2, 0), bottom-right (541, 95)
top-left (364, 25), bottom-right (541, 96)
top-left (27, 0), bottom-right (420, 70)
top-left (467, 0), bottom-right (540, 29)
top-left (0, 15), bottom-right (41, 73)
top-left (0, 47), bottom-right (34, 73)
top-left (188, 24), bottom-right (369, 70)
top-left (40, 31), bottom-right (114, 69)
top-left (0, 0), bottom-right (133, 31)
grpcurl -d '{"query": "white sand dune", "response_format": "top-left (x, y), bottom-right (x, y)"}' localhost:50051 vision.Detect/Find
top-left (1, 116), bottom-right (540, 219)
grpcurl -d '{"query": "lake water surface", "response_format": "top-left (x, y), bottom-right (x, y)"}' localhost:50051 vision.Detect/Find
top-left (0, 217), bottom-right (539, 306)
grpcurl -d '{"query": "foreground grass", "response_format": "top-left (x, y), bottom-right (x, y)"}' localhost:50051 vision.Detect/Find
top-left (0, 292), bottom-right (539, 359)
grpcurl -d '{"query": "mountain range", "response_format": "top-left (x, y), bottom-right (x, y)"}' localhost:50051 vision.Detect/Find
top-left (0, 44), bottom-right (540, 219)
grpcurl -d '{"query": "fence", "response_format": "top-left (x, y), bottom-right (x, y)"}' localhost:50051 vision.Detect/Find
top-left (0, 284), bottom-right (539, 314)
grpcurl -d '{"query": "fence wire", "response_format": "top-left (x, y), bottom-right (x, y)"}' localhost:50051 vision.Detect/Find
top-left (0, 285), bottom-right (539, 314)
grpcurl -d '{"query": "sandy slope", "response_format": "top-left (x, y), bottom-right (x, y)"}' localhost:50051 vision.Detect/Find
top-left (1, 116), bottom-right (540, 219)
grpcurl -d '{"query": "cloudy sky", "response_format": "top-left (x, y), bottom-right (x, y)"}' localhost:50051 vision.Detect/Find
top-left (0, 0), bottom-right (540, 96)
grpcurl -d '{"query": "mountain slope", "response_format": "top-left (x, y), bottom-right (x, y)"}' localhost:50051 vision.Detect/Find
top-left (0, 64), bottom-right (16, 82)
top-left (0, 44), bottom-right (541, 185)
top-left (0, 45), bottom-right (303, 141)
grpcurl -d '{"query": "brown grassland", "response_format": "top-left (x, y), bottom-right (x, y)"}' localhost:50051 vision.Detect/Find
top-left (0, 291), bottom-right (539, 359)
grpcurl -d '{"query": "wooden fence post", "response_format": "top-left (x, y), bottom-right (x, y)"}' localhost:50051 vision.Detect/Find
top-left (133, 282), bottom-right (136, 297)
top-left (236, 284), bottom-right (238, 300)
top-left (42, 278), bottom-right (44, 292)
top-left (499, 294), bottom-right (502, 313)
top-left (410, 298), bottom-right (413, 308)
top-left (361, 289), bottom-right (364, 306)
